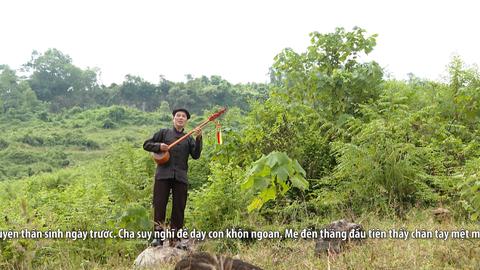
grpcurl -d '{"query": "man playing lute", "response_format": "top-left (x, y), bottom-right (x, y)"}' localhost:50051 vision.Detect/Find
top-left (143, 108), bottom-right (202, 248)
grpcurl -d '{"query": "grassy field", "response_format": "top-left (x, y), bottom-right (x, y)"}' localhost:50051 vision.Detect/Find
top-left (192, 211), bottom-right (479, 270)
top-left (0, 107), bottom-right (168, 180)
top-left (1, 106), bottom-right (479, 270)
top-left (7, 210), bottom-right (474, 270)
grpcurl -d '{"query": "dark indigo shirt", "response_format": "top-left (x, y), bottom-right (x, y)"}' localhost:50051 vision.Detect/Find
top-left (143, 127), bottom-right (202, 184)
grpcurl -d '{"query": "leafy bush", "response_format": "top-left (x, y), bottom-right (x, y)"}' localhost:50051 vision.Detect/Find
top-left (60, 132), bottom-right (100, 149)
top-left (19, 132), bottom-right (100, 149)
top-left (100, 143), bottom-right (155, 230)
top-left (188, 157), bottom-right (211, 190)
top-left (4, 148), bottom-right (41, 165)
top-left (188, 163), bottom-right (250, 231)
top-left (0, 138), bottom-right (9, 150)
top-left (102, 118), bottom-right (115, 129)
top-left (459, 158), bottom-right (480, 220)
top-left (107, 106), bottom-right (126, 121)
top-left (332, 114), bottom-right (436, 215)
top-left (20, 134), bottom-right (44, 146)
top-left (241, 151), bottom-right (308, 212)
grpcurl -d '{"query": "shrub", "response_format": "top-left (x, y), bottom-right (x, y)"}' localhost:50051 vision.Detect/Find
top-left (0, 139), bottom-right (8, 150)
top-left (188, 163), bottom-right (250, 231)
top-left (332, 116), bottom-right (436, 216)
top-left (107, 106), bottom-right (126, 122)
top-left (102, 118), bottom-right (115, 129)
top-left (20, 134), bottom-right (44, 146)
top-left (459, 158), bottom-right (480, 221)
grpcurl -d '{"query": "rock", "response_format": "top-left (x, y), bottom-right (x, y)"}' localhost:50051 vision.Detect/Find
top-left (432, 207), bottom-right (451, 223)
top-left (134, 238), bottom-right (198, 268)
top-left (134, 246), bottom-right (186, 268)
top-left (314, 219), bottom-right (363, 256)
top-left (174, 252), bottom-right (263, 270)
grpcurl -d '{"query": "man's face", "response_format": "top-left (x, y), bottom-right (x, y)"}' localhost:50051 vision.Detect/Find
top-left (173, 111), bottom-right (188, 129)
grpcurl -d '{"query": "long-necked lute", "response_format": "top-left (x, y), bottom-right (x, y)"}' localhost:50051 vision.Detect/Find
top-left (152, 107), bottom-right (227, 165)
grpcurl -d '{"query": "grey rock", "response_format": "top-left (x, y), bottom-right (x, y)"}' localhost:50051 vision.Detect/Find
top-left (432, 207), bottom-right (451, 223)
top-left (134, 246), bottom-right (186, 268)
top-left (314, 219), bottom-right (364, 256)
top-left (134, 238), bottom-right (195, 269)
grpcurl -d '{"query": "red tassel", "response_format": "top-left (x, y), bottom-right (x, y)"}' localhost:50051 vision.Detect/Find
top-left (216, 121), bottom-right (223, 144)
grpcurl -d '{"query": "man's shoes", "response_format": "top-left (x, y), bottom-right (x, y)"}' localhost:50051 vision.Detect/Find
top-left (170, 238), bottom-right (189, 250)
top-left (150, 238), bottom-right (163, 247)
top-left (151, 224), bottom-right (164, 247)
top-left (175, 241), bottom-right (189, 250)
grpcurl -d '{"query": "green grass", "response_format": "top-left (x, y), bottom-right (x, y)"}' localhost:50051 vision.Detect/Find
top-left (0, 106), bottom-right (171, 181)
top-left (33, 210), bottom-right (474, 270)
top-left (1, 106), bottom-right (479, 269)
top-left (154, 211), bottom-right (478, 270)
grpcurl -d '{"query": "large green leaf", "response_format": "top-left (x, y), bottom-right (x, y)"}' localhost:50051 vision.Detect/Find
top-left (272, 166), bottom-right (289, 182)
top-left (243, 151), bottom-right (308, 212)
top-left (266, 151), bottom-right (290, 168)
top-left (278, 179), bottom-right (290, 195)
top-left (247, 184), bottom-right (276, 212)
top-left (292, 159), bottom-right (306, 176)
top-left (253, 176), bottom-right (271, 190)
top-left (261, 184), bottom-right (277, 202)
top-left (247, 198), bottom-right (263, 212)
top-left (242, 175), bottom-right (271, 191)
top-left (246, 155), bottom-right (267, 176)
top-left (241, 176), bottom-right (254, 190)
top-left (290, 174), bottom-right (309, 190)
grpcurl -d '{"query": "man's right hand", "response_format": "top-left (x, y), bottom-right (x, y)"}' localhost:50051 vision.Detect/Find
top-left (160, 143), bottom-right (169, 151)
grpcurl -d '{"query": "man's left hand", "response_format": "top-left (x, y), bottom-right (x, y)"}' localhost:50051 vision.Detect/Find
top-left (194, 128), bottom-right (202, 138)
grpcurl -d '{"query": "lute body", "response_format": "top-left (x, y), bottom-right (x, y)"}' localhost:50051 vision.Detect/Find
top-left (152, 151), bottom-right (170, 165)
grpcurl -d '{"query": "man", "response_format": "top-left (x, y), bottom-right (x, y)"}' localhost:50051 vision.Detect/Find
top-left (143, 108), bottom-right (202, 247)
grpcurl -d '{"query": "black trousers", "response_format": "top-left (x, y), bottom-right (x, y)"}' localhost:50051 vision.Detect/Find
top-left (153, 179), bottom-right (188, 232)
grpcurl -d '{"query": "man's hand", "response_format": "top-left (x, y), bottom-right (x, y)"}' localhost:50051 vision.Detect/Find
top-left (160, 143), bottom-right (169, 151)
top-left (194, 127), bottom-right (202, 139)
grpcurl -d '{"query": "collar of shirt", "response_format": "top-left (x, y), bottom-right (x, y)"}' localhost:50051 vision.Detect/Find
top-left (173, 126), bottom-right (185, 134)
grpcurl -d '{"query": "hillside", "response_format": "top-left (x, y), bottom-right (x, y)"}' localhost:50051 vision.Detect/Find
top-left (1, 27), bottom-right (479, 269)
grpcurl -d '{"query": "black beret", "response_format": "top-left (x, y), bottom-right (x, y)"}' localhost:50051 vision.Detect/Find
top-left (172, 108), bottom-right (191, 119)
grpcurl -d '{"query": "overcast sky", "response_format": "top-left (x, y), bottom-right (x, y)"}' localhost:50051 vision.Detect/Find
top-left (1, 0), bottom-right (478, 85)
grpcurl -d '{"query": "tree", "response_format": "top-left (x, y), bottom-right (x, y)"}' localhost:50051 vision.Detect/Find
top-left (0, 65), bottom-right (42, 115)
top-left (26, 49), bottom-right (100, 111)
top-left (117, 75), bottom-right (159, 111)
top-left (271, 27), bottom-right (383, 119)
top-left (446, 56), bottom-right (480, 129)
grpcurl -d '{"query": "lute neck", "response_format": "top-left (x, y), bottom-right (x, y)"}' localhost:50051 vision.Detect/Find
top-left (167, 120), bottom-right (209, 150)
top-left (166, 107), bottom-right (226, 150)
